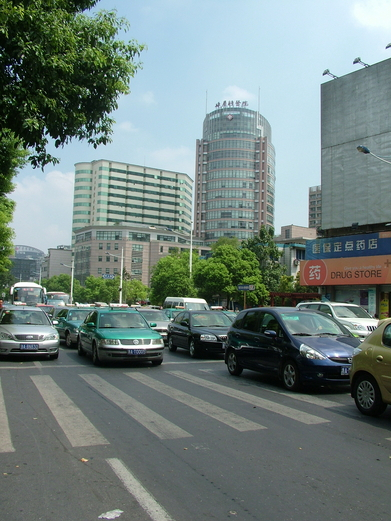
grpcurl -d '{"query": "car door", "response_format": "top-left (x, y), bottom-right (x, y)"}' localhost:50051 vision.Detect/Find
top-left (79, 310), bottom-right (97, 353)
top-left (170, 312), bottom-right (189, 348)
top-left (373, 323), bottom-right (391, 394)
top-left (229, 310), bottom-right (265, 369)
top-left (55, 309), bottom-right (68, 339)
top-left (252, 312), bottom-right (287, 372)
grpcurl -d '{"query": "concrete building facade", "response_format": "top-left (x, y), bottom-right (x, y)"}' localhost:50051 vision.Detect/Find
top-left (301, 57), bottom-right (391, 317)
top-left (194, 101), bottom-right (275, 243)
top-left (308, 185), bottom-right (322, 230)
top-left (41, 246), bottom-right (72, 280)
top-left (73, 223), bottom-right (210, 286)
top-left (73, 160), bottom-right (193, 238)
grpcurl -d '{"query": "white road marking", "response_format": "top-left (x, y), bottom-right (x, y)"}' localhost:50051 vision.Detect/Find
top-left (107, 458), bottom-right (176, 521)
top-left (0, 378), bottom-right (15, 452)
top-left (126, 372), bottom-right (266, 431)
top-left (170, 371), bottom-right (330, 425)
top-left (30, 375), bottom-right (109, 447)
top-left (81, 374), bottom-right (192, 439)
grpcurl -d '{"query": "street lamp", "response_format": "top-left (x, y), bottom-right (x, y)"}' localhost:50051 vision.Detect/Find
top-left (357, 145), bottom-right (391, 165)
top-left (60, 259), bottom-right (74, 305)
top-left (322, 69), bottom-right (338, 79)
top-left (189, 221), bottom-right (193, 277)
top-left (353, 57), bottom-right (370, 68)
top-left (106, 249), bottom-right (124, 304)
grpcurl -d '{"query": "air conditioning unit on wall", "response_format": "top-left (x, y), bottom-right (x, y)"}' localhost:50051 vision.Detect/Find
top-left (293, 259), bottom-right (300, 266)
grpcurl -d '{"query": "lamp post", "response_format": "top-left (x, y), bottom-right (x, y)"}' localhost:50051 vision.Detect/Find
top-left (189, 221), bottom-right (193, 277)
top-left (357, 145), bottom-right (391, 165)
top-left (60, 259), bottom-right (74, 305)
top-left (106, 249), bottom-right (124, 304)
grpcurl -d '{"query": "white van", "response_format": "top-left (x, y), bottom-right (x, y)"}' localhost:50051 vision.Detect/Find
top-left (163, 297), bottom-right (209, 311)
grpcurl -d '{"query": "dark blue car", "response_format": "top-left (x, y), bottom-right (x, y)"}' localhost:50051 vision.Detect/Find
top-left (224, 307), bottom-right (362, 391)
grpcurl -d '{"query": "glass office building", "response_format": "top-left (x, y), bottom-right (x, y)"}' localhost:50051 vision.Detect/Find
top-left (194, 103), bottom-right (275, 243)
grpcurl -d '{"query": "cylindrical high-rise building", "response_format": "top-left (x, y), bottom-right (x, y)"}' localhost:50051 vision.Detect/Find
top-left (194, 101), bottom-right (275, 243)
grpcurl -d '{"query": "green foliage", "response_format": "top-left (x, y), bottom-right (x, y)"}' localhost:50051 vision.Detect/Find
top-left (123, 278), bottom-right (149, 305)
top-left (241, 226), bottom-right (286, 295)
top-left (193, 244), bottom-right (268, 307)
top-left (210, 236), bottom-right (240, 251)
top-left (149, 251), bottom-right (197, 305)
top-left (0, 0), bottom-right (145, 168)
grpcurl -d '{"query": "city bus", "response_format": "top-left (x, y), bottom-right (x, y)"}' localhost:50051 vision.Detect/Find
top-left (9, 282), bottom-right (47, 305)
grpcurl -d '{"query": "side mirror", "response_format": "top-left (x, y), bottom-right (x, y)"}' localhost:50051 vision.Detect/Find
top-left (149, 322), bottom-right (157, 327)
top-left (52, 319), bottom-right (59, 325)
top-left (264, 329), bottom-right (277, 337)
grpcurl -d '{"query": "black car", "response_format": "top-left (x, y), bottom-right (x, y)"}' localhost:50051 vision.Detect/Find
top-left (224, 307), bottom-right (362, 391)
top-left (167, 310), bottom-right (233, 358)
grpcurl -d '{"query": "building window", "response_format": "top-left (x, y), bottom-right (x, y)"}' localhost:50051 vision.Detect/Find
top-left (98, 256), bottom-right (102, 262)
top-left (106, 256), bottom-right (110, 262)
top-left (99, 243), bottom-right (103, 250)
top-left (114, 243), bottom-right (119, 250)
top-left (97, 268), bottom-right (102, 274)
top-left (106, 243), bottom-right (111, 250)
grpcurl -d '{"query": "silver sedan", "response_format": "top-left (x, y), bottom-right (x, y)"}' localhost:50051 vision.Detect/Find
top-left (0, 306), bottom-right (60, 359)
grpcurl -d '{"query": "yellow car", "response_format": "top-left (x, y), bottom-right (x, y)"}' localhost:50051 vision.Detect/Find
top-left (350, 318), bottom-right (391, 416)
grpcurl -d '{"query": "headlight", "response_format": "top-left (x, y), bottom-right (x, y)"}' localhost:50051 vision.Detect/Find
top-left (200, 334), bottom-right (217, 342)
top-left (0, 331), bottom-right (13, 340)
top-left (45, 333), bottom-right (59, 341)
top-left (300, 343), bottom-right (327, 360)
top-left (98, 338), bottom-right (120, 346)
top-left (346, 322), bottom-right (365, 331)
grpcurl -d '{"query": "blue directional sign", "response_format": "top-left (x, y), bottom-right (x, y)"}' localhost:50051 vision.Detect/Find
top-left (102, 274), bottom-right (115, 279)
top-left (237, 284), bottom-right (255, 291)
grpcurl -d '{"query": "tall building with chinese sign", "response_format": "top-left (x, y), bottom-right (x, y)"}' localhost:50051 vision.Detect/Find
top-left (300, 57), bottom-right (391, 318)
top-left (194, 101), bottom-right (275, 243)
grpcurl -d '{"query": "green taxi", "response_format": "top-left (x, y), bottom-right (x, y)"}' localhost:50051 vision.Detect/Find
top-left (77, 307), bottom-right (164, 366)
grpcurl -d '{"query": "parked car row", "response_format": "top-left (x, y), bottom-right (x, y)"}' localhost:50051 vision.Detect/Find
top-left (2, 300), bottom-right (390, 419)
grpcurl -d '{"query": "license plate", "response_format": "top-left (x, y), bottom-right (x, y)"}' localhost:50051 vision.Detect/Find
top-left (128, 349), bottom-right (146, 355)
top-left (20, 344), bottom-right (39, 351)
top-left (341, 366), bottom-right (350, 375)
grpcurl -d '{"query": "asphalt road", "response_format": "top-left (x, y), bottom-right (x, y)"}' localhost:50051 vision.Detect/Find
top-left (1, 344), bottom-right (391, 521)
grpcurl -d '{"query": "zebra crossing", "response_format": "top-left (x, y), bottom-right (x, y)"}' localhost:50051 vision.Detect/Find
top-left (0, 366), bottom-right (349, 454)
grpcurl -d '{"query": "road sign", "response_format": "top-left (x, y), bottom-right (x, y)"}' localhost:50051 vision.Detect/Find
top-left (237, 284), bottom-right (255, 291)
top-left (102, 274), bottom-right (115, 279)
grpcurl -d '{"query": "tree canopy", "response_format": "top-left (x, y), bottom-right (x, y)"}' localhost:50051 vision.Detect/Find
top-left (0, 0), bottom-right (145, 270)
top-left (0, 0), bottom-right (145, 168)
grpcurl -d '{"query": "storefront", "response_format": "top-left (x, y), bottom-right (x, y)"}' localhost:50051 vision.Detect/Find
top-left (300, 232), bottom-right (391, 319)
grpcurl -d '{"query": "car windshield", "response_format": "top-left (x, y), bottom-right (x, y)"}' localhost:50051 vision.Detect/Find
top-left (139, 310), bottom-right (169, 322)
top-left (333, 305), bottom-right (371, 319)
top-left (281, 312), bottom-right (347, 336)
top-left (68, 310), bottom-right (90, 322)
top-left (191, 313), bottom-right (232, 327)
top-left (0, 310), bottom-right (50, 325)
top-left (99, 313), bottom-right (148, 329)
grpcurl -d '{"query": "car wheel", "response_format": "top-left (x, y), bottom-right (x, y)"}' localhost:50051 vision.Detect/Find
top-left (77, 337), bottom-right (85, 357)
top-left (168, 335), bottom-right (177, 352)
top-left (152, 359), bottom-right (163, 366)
top-left (92, 343), bottom-right (101, 366)
top-left (189, 339), bottom-right (198, 358)
top-left (282, 360), bottom-right (301, 391)
top-left (226, 349), bottom-right (243, 376)
top-left (353, 374), bottom-right (387, 416)
top-left (65, 331), bottom-right (73, 348)
top-left (49, 352), bottom-right (59, 360)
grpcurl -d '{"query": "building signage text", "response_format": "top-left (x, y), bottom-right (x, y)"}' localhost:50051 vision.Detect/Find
top-left (215, 100), bottom-right (249, 109)
top-left (306, 232), bottom-right (391, 260)
top-left (300, 255), bottom-right (391, 286)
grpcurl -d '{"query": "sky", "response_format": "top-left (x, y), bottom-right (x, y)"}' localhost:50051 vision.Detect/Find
top-left (10, 0), bottom-right (391, 253)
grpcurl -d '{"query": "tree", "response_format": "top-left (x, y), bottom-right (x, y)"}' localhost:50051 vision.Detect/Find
top-left (0, 0), bottom-right (145, 269)
top-left (241, 226), bottom-right (286, 295)
top-left (0, 0), bottom-right (145, 168)
top-left (149, 251), bottom-right (197, 305)
top-left (193, 244), bottom-right (268, 307)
